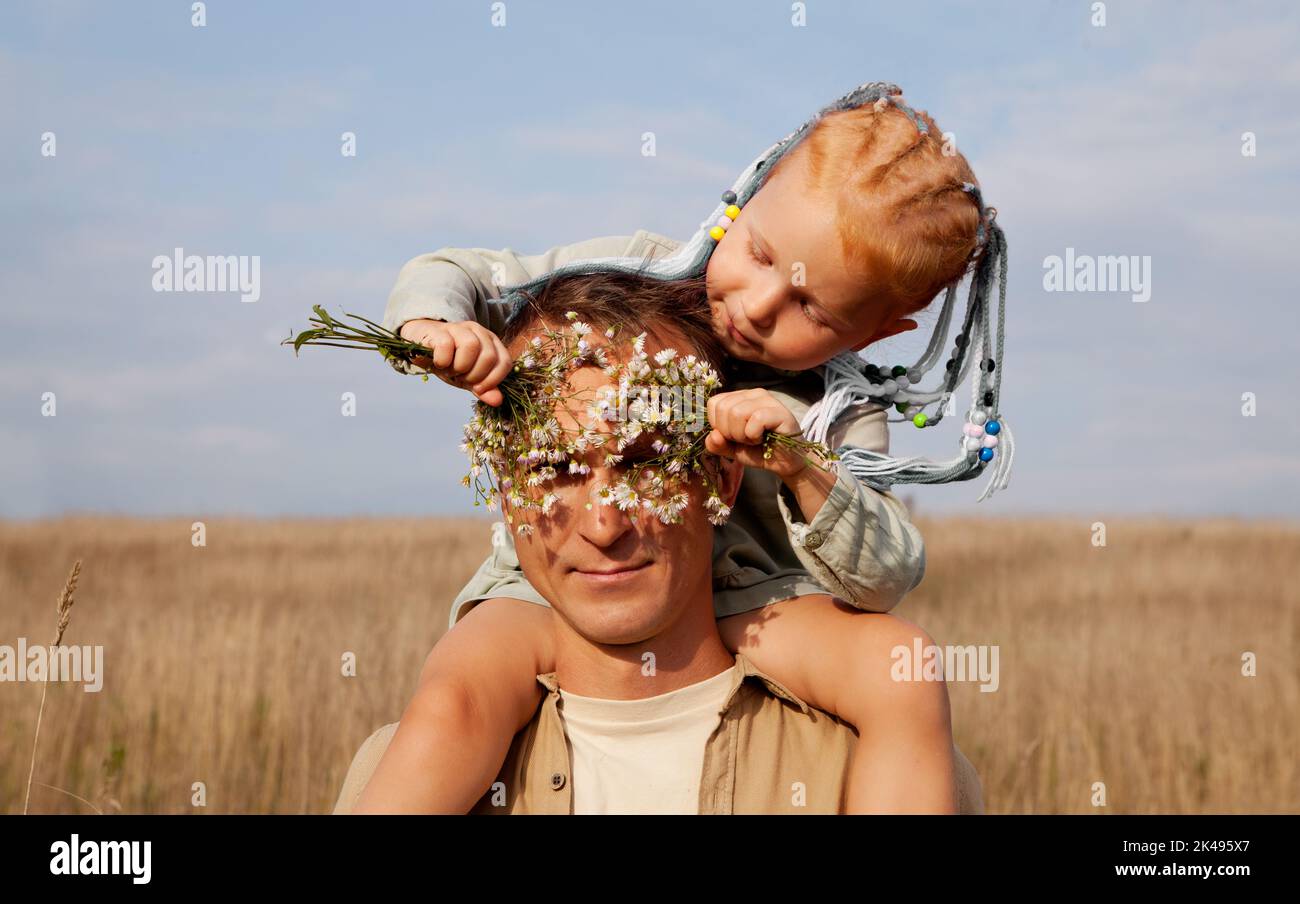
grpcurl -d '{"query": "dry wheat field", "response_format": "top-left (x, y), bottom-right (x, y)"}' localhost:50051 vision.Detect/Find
top-left (1, 515), bottom-right (1297, 814)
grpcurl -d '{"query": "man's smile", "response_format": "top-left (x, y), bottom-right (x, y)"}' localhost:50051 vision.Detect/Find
top-left (570, 560), bottom-right (653, 584)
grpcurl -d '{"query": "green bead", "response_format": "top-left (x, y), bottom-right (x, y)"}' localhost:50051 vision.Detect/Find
top-left (912, 413), bottom-right (928, 428)
top-left (895, 402), bottom-right (909, 414)
top-left (892, 365), bottom-right (907, 377)
top-left (421, 373), bottom-right (430, 382)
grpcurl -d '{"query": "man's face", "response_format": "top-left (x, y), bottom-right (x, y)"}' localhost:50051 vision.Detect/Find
top-left (501, 323), bottom-right (743, 646)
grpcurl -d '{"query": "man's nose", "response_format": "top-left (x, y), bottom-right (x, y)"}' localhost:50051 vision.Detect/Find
top-left (742, 278), bottom-right (785, 328)
top-left (576, 472), bottom-right (636, 549)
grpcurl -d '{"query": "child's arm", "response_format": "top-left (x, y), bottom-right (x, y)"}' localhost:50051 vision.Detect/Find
top-left (707, 390), bottom-right (925, 613)
top-left (778, 461), bottom-right (925, 613)
top-left (348, 597), bottom-right (555, 814)
top-left (718, 597), bottom-right (962, 814)
top-left (779, 400), bottom-right (925, 611)
top-left (380, 231), bottom-right (673, 377)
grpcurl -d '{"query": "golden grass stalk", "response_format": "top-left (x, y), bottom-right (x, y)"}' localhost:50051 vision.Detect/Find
top-left (23, 559), bottom-right (81, 815)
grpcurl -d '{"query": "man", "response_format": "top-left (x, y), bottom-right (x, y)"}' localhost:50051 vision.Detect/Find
top-left (334, 273), bottom-right (983, 815)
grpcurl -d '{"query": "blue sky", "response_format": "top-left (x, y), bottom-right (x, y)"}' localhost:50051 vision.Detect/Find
top-left (1, 0), bottom-right (1297, 519)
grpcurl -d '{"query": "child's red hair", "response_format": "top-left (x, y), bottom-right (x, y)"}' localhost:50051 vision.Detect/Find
top-left (771, 102), bottom-right (983, 316)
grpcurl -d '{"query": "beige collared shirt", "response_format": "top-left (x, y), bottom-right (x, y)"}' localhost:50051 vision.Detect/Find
top-left (332, 652), bottom-right (984, 815)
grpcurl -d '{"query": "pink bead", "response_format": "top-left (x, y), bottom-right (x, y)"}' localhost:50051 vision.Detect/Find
top-left (715, 215), bottom-right (732, 230)
top-left (982, 435), bottom-right (999, 448)
top-left (963, 423), bottom-right (985, 438)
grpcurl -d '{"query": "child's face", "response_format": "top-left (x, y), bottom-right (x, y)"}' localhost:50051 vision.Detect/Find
top-left (704, 150), bottom-right (916, 371)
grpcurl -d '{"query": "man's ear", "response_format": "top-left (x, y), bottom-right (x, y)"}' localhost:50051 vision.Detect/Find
top-left (851, 316), bottom-right (919, 352)
top-left (715, 455), bottom-right (745, 508)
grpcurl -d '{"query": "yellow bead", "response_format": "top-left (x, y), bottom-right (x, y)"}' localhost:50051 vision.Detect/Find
top-left (709, 225), bottom-right (726, 241)
top-left (724, 205), bottom-right (741, 220)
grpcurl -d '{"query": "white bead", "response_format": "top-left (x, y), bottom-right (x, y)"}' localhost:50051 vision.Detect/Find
top-left (881, 379), bottom-right (897, 396)
top-left (963, 436), bottom-right (982, 452)
top-left (907, 369), bottom-right (922, 383)
top-left (971, 410), bottom-right (988, 426)
top-left (895, 375), bottom-right (910, 389)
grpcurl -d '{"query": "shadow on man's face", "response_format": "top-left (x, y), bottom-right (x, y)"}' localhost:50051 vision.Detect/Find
top-left (501, 323), bottom-right (742, 647)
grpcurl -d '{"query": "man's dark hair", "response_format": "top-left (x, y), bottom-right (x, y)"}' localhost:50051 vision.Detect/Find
top-left (500, 272), bottom-right (725, 373)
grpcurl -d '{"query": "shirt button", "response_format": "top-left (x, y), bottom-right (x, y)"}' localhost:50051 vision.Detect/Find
top-left (550, 772), bottom-right (566, 790)
top-left (804, 530), bottom-right (824, 550)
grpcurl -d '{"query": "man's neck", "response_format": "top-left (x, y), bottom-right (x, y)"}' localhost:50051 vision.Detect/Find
top-left (550, 592), bottom-right (735, 700)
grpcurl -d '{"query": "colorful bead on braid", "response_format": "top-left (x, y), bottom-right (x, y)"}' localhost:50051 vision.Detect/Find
top-left (708, 190), bottom-right (742, 242)
top-left (963, 410), bottom-right (1001, 462)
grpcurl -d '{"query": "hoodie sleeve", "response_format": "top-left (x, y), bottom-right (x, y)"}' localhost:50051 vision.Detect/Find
top-left (379, 232), bottom-right (667, 376)
top-left (771, 396), bottom-right (926, 612)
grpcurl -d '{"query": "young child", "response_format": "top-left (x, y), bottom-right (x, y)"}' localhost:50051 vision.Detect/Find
top-left (355, 82), bottom-right (1009, 813)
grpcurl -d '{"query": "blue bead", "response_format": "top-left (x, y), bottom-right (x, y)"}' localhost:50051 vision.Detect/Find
top-left (985, 420), bottom-right (1001, 436)
top-left (979, 447), bottom-right (995, 462)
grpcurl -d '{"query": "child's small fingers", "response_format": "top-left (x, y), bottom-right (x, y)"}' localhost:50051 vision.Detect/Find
top-left (429, 333), bottom-right (456, 370)
top-left (716, 398), bottom-right (760, 441)
top-left (479, 338), bottom-right (514, 390)
top-left (714, 415), bottom-right (741, 446)
top-left (476, 387), bottom-right (504, 407)
top-left (718, 398), bottom-right (754, 438)
top-left (704, 429), bottom-right (731, 456)
top-left (706, 392), bottom-right (734, 425)
top-left (399, 319), bottom-right (437, 343)
top-left (450, 332), bottom-right (483, 375)
top-left (462, 348), bottom-right (500, 388)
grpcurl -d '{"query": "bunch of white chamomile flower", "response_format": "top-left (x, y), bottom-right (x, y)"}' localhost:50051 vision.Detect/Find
top-left (459, 313), bottom-right (837, 538)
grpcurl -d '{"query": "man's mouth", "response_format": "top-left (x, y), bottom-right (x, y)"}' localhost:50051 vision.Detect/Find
top-left (571, 561), bottom-right (652, 582)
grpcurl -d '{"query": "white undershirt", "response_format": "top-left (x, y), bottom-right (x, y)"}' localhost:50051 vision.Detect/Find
top-left (557, 665), bottom-right (738, 815)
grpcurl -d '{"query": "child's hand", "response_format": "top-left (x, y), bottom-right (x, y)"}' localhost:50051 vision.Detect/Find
top-left (398, 318), bottom-right (513, 407)
top-left (705, 388), bottom-right (812, 478)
